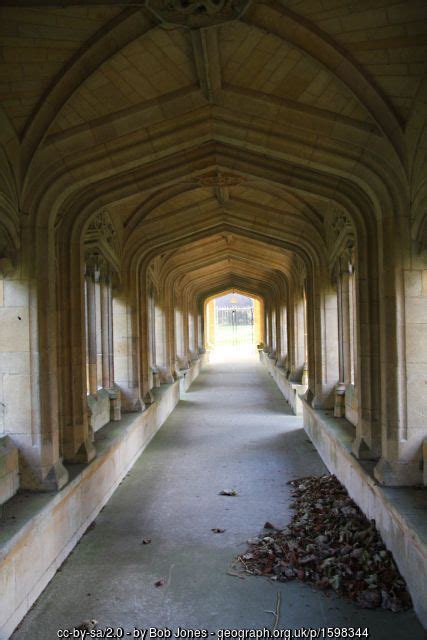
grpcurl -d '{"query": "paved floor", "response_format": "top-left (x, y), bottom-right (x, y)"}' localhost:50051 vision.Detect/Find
top-left (13, 356), bottom-right (425, 639)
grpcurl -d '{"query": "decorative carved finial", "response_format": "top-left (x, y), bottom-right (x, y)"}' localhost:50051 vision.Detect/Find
top-left (331, 211), bottom-right (352, 237)
top-left (85, 211), bottom-right (120, 257)
top-left (145, 0), bottom-right (252, 29)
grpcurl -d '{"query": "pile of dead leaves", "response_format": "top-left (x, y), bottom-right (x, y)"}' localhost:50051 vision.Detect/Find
top-left (236, 474), bottom-right (412, 612)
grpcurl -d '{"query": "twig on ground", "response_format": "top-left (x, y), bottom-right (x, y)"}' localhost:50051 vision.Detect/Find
top-left (227, 570), bottom-right (246, 580)
top-left (265, 592), bottom-right (281, 632)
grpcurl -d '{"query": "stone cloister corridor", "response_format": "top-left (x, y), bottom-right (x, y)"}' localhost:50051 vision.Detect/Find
top-left (0, 0), bottom-right (426, 637)
top-left (9, 357), bottom-right (425, 639)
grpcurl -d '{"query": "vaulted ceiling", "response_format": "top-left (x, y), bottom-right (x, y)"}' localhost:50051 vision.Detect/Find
top-left (0, 0), bottom-right (426, 295)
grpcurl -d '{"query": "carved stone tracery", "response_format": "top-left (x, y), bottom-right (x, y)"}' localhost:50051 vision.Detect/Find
top-left (145, 0), bottom-right (252, 29)
top-left (326, 210), bottom-right (356, 279)
top-left (331, 211), bottom-right (352, 238)
top-left (84, 211), bottom-right (121, 283)
top-left (86, 211), bottom-right (120, 257)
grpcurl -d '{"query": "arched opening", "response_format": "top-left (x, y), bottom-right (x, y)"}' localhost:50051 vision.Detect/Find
top-left (1, 3), bottom-right (427, 635)
top-left (174, 307), bottom-right (185, 367)
top-left (204, 290), bottom-right (264, 360)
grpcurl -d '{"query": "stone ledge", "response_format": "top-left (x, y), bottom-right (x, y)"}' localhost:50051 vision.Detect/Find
top-left (302, 400), bottom-right (427, 629)
top-left (259, 351), bottom-right (307, 414)
top-left (179, 353), bottom-right (207, 393)
top-left (0, 358), bottom-right (206, 640)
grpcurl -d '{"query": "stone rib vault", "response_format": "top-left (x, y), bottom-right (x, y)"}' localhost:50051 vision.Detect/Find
top-left (0, 0), bottom-right (426, 636)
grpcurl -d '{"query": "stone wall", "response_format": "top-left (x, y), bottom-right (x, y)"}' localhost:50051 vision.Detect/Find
top-left (303, 401), bottom-right (427, 628)
top-left (259, 351), bottom-right (307, 415)
top-left (0, 357), bottom-right (207, 639)
top-left (0, 437), bottom-right (19, 507)
top-left (260, 351), bottom-right (426, 628)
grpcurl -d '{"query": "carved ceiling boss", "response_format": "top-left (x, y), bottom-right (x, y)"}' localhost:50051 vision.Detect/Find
top-left (145, 0), bottom-right (252, 28)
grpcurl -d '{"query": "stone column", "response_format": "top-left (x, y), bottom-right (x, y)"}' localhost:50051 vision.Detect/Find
top-left (374, 250), bottom-right (426, 485)
top-left (85, 260), bottom-right (98, 397)
top-left (254, 298), bottom-right (263, 347)
top-left (197, 312), bottom-right (204, 353)
top-left (315, 281), bottom-right (339, 409)
top-left (108, 279), bottom-right (114, 387)
top-left (100, 267), bottom-right (121, 420)
top-left (264, 304), bottom-right (272, 353)
top-left (279, 304), bottom-right (288, 369)
top-left (339, 262), bottom-right (352, 385)
top-left (139, 275), bottom-right (154, 406)
top-left (100, 266), bottom-right (111, 390)
top-left (161, 292), bottom-right (175, 383)
top-left (334, 260), bottom-right (351, 416)
top-left (15, 221), bottom-right (70, 489)
top-left (112, 289), bottom-right (143, 412)
top-left (285, 289), bottom-right (295, 376)
top-left (290, 291), bottom-right (305, 382)
top-left (207, 299), bottom-right (215, 349)
top-left (182, 300), bottom-right (191, 364)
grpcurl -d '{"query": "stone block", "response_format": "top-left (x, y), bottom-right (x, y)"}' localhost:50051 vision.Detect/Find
top-left (0, 351), bottom-right (30, 375)
top-left (404, 270), bottom-right (422, 296)
top-left (424, 439), bottom-right (427, 487)
top-left (406, 324), bottom-right (427, 363)
top-left (87, 389), bottom-right (111, 433)
top-left (0, 308), bottom-right (29, 353)
top-left (4, 280), bottom-right (27, 307)
top-left (3, 374), bottom-right (32, 434)
top-left (0, 436), bottom-right (19, 506)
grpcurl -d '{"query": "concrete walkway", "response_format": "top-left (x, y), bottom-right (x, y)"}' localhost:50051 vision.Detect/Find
top-left (13, 356), bottom-right (424, 639)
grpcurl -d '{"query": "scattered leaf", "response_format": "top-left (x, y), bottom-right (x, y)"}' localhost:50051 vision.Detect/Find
top-left (234, 474), bottom-right (412, 613)
top-left (211, 528), bottom-right (226, 533)
top-left (154, 579), bottom-right (165, 588)
top-left (219, 489), bottom-right (237, 496)
top-left (141, 538), bottom-right (152, 545)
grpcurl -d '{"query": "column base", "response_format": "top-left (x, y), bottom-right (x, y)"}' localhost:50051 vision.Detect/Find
top-left (374, 457), bottom-right (423, 486)
top-left (20, 459), bottom-right (69, 492)
top-left (352, 435), bottom-right (380, 461)
top-left (66, 437), bottom-right (97, 465)
top-left (301, 362), bottom-right (309, 386)
top-left (334, 382), bottom-right (346, 417)
top-left (143, 390), bottom-right (155, 405)
top-left (172, 367), bottom-right (180, 381)
top-left (132, 398), bottom-right (145, 411)
top-left (300, 386), bottom-right (314, 406)
top-left (107, 387), bottom-right (121, 421)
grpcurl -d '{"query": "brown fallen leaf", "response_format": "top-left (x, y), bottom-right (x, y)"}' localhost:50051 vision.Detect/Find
top-left (154, 579), bottom-right (165, 588)
top-left (83, 521), bottom-right (96, 536)
top-left (212, 528), bottom-right (226, 533)
top-left (234, 474), bottom-right (412, 613)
